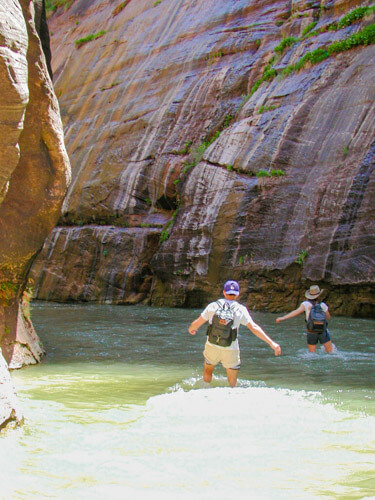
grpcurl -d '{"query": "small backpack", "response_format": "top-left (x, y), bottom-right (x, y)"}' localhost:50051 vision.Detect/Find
top-left (206, 300), bottom-right (238, 347)
top-left (306, 302), bottom-right (327, 333)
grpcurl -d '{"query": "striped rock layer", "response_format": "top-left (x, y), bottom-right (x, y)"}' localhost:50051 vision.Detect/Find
top-left (32, 0), bottom-right (375, 316)
top-left (0, 0), bottom-right (71, 427)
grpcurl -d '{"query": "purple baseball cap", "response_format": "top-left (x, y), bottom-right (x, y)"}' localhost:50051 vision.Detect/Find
top-left (224, 280), bottom-right (240, 295)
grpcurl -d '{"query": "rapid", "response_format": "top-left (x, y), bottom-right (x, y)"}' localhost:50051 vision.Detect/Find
top-left (1, 303), bottom-right (374, 499)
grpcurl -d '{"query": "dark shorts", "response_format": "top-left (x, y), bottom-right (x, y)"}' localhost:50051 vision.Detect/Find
top-left (306, 329), bottom-right (331, 346)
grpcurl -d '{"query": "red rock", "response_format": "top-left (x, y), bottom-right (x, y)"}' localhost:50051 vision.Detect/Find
top-left (31, 0), bottom-right (374, 316)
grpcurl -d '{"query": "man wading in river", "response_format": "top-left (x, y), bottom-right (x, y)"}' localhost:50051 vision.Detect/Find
top-left (188, 280), bottom-right (282, 387)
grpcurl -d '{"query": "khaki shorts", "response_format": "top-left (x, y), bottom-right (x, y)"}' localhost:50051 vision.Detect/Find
top-left (203, 342), bottom-right (241, 370)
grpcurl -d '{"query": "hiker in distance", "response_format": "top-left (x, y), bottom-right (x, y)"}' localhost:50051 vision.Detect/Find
top-left (276, 285), bottom-right (333, 353)
top-left (188, 280), bottom-right (281, 387)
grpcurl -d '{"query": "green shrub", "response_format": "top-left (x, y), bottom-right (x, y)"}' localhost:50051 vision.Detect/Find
top-left (45, 0), bottom-right (73, 13)
top-left (100, 81), bottom-right (120, 91)
top-left (207, 51), bottom-right (224, 63)
top-left (189, 131), bottom-right (220, 164)
top-left (270, 169), bottom-right (285, 176)
top-left (307, 29), bottom-right (320, 38)
top-left (280, 64), bottom-right (295, 77)
top-left (327, 23), bottom-right (375, 54)
top-left (75, 30), bottom-right (107, 47)
top-left (302, 21), bottom-right (318, 37)
top-left (172, 141), bottom-right (192, 155)
top-left (223, 114), bottom-right (233, 128)
top-left (250, 80), bottom-right (262, 95)
top-left (0, 282), bottom-right (17, 305)
top-left (250, 57), bottom-right (278, 96)
top-left (159, 209), bottom-right (179, 243)
top-left (160, 229), bottom-right (170, 243)
top-left (283, 23), bottom-right (375, 74)
top-left (256, 169), bottom-right (285, 178)
top-left (177, 131), bottom-right (222, 178)
top-left (294, 47), bottom-right (329, 70)
top-left (250, 68), bottom-right (277, 95)
top-left (331, 6), bottom-right (375, 30)
top-left (183, 160), bottom-right (195, 173)
top-left (263, 68), bottom-right (277, 80)
top-left (274, 36), bottom-right (299, 54)
top-left (258, 105), bottom-right (277, 113)
top-left (296, 249), bottom-right (308, 266)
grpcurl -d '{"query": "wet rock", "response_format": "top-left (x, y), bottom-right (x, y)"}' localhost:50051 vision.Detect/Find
top-left (33, 0), bottom-right (374, 316)
top-left (0, 351), bottom-right (24, 431)
top-left (31, 226), bottom-right (160, 304)
top-left (0, 0), bottom-right (71, 427)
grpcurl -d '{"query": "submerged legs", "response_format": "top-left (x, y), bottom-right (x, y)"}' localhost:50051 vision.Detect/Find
top-left (203, 362), bottom-right (215, 383)
top-left (203, 362), bottom-right (238, 387)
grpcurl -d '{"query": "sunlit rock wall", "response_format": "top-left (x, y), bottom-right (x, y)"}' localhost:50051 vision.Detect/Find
top-left (0, 0), bottom-right (71, 428)
top-left (32, 0), bottom-right (374, 316)
top-left (0, 352), bottom-right (24, 431)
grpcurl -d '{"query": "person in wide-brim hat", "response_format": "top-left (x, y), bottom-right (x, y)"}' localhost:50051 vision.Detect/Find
top-left (276, 284), bottom-right (334, 354)
top-left (305, 285), bottom-right (324, 300)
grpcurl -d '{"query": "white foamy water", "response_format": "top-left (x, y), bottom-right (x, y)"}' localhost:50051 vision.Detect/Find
top-left (1, 379), bottom-right (374, 499)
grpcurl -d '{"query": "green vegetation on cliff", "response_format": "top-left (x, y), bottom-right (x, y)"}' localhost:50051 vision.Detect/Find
top-left (0, 282), bottom-right (17, 306)
top-left (246, 4), bottom-right (375, 96)
top-left (256, 169), bottom-right (285, 178)
top-left (45, 0), bottom-right (74, 13)
top-left (329, 5), bottom-right (375, 30)
top-left (282, 23), bottom-right (375, 76)
top-left (274, 36), bottom-right (298, 54)
top-left (75, 30), bottom-right (107, 47)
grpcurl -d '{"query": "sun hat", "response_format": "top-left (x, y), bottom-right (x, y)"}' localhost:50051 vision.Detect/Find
top-left (224, 280), bottom-right (240, 296)
top-left (305, 285), bottom-right (324, 299)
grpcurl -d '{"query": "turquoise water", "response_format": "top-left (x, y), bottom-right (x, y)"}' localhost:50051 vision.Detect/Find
top-left (1, 303), bottom-right (375, 499)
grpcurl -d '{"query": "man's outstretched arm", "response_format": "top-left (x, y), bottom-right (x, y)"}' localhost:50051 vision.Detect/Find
top-left (188, 316), bottom-right (207, 335)
top-left (246, 319), bottom-right (281, 356)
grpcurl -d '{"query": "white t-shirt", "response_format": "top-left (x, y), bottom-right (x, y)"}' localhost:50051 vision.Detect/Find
top-left (302, 300), bottom-right (328, 321)
top-left (201, 299), bottom-right (252, 350)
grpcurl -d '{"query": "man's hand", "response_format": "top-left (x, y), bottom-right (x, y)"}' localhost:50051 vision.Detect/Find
top-left (188, 316), bottom-right (207, 335)
top-left (276, 317), bottom-right (283, 324)
top-left (272, 343), bottom-right (281, 356)
top-left (188, 326), bottom-right (197, 335)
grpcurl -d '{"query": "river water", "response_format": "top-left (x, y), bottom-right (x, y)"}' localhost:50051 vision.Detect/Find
top-left (1, 302), bottom-right (375, 499)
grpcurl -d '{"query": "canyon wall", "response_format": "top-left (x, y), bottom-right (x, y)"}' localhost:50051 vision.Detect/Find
top-left (0, 0), bottom-right (71, 429)
top-left (32, 0), bottom-right (375, 316)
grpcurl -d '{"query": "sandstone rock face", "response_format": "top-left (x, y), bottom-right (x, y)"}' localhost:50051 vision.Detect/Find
top-left (0, 351), bottom-right (24, 431)
top-left (33, 0), bottom-right (374, 316)
top-left (0, 0), bottom-right (71, 428)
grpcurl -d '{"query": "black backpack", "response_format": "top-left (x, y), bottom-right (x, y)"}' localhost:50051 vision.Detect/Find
top-left (306, 302), bottom-right (327, 333)
top-left (206, 300), bottom-right (238, 347)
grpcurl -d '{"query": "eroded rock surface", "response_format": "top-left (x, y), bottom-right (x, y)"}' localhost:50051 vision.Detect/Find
top-left (0, 0), bottom-right (71, 428)
top-left (0, 351), bottom-right (24, 431)
top-left (32, 0), bottom-right (374, 316)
